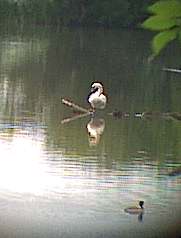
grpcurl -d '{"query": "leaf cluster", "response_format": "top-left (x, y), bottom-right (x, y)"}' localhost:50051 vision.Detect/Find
top-left (142, 0), bottom-right (181, 56)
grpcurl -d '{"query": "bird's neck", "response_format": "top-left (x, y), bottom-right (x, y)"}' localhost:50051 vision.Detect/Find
top-left (96, 88), bottom-right (102, 96)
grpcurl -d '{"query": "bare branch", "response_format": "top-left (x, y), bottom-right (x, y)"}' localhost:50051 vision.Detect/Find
top-left (61, 98), bottom-right (91, 113)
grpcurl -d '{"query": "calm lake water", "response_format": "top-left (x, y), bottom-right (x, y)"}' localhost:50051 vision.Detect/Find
top-left (0, 27), bottom-right (180, 238)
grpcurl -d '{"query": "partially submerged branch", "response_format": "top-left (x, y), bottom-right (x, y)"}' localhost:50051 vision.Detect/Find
top-left (61, 98), bottom-right (181, 123)
top-left (108, 110), bottom-right (181, 121)
top-left (61, 98), bottom-right (91, 114)
top-left (61, 98), bottom-right (92, 124)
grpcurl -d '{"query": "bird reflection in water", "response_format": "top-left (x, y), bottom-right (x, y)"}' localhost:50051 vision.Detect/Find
top-left (61, 113), bottom-right (105, 147)
top-left (87, 117), bottom-right (105, 146)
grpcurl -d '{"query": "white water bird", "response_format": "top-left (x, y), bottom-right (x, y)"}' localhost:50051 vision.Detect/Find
top-left (88, 82), bottom-right (107, 110)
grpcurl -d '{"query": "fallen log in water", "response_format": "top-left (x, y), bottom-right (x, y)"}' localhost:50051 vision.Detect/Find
top-left (108, 111), bottom-right (130, 119)
top-left (109, 110), bottom-right (181, 121)
top-left (61, 98), bottom-right (181, 122)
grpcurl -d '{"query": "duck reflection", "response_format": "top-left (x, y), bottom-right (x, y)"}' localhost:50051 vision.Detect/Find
top-left (87, 117), bottom-right (105, 146)
top-left (137, 212), bottom-right (144, 222)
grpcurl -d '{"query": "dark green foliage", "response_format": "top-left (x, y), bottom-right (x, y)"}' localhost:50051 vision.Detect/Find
top-left (0, 0), bottom-right (155, 28)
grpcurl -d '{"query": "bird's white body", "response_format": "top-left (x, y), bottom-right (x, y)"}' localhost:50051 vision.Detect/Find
top-left (88, 82), bottom-right (107, 110)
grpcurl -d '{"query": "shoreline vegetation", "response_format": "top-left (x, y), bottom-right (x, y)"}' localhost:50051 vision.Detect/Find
top-left (0, 0), bottom-right (155, 29)
top-left (1, 0), bottom-right (180, 59)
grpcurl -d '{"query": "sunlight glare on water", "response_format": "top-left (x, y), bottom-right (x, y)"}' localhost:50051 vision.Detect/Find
top-left (0, 128), bottom-right (47, 194)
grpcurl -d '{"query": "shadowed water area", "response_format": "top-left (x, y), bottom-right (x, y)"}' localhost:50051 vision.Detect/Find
top-left (0, 27), bottom-right (180, 238)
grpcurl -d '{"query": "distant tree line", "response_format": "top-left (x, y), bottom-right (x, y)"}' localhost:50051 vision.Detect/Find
top-left (0, 0), bottom-right (155, 27)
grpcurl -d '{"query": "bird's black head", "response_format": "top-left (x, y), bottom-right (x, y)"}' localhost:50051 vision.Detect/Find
top-left (139, 201), bottom-right (144, 208)
top-left (91, 86), bottom-right (99, 93)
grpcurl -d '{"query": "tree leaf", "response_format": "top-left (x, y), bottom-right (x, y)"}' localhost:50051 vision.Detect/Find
top-left (142, 16), bottom-right (176, 31)
top-left (152, 29), bottom-right (177, 55)
top-left (148, 0), bottom-right (181, 18)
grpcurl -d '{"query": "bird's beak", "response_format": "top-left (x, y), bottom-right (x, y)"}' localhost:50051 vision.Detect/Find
top-left (91, 86), bottom-right (95, 92)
